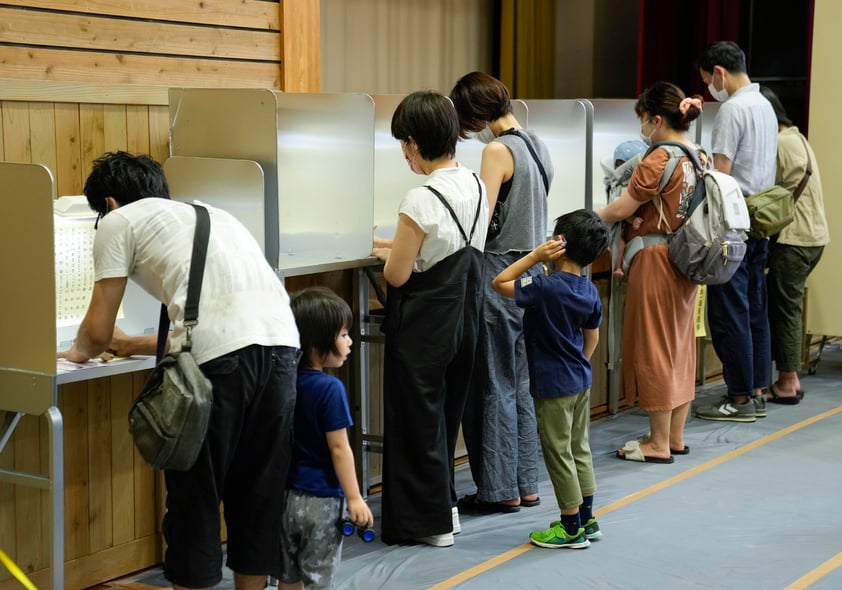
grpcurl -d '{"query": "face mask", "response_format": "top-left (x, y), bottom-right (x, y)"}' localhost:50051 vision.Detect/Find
top-left (405, 149), bottom-right (425, 175)
top-left (707, 72), bottom-right (729, 102)
top-left (639, 121), bottom-right (656, 147)
top-left (467, 126), bottom-right (496, 144)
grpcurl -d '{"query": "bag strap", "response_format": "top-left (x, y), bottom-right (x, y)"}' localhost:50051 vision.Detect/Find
top-left (498, 129), bottom-right (550, 194)
top-left (791, 133), bottom-right (813, 203)
top-left (424, 173), bottom-right (483, 246)
top-left (647, 140), bottom-right (708, 221)
top-left (155, 203), bottom-right (211, 359)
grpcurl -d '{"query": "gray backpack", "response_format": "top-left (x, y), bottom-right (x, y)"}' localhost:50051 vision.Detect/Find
top-left (624, 142), bottom-right (750, 285)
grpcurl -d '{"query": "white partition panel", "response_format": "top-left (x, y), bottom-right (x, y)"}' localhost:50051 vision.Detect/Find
top-left (372, 95), bottom-right (416, 238)
top-left (696, 101), bottom-right (721, 156)
top-left (589, 99), bottom-right (641, 209)
top-left (170, 89), bottom-right (375, 270)
top-left (372, 96), bottom-right (528, 239)
top-left (275, 92), bottom-right (374, 265)
top-left (518, 99), bottom-right (592, 232)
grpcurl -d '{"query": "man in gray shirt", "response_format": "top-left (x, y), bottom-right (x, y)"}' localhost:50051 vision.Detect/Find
top-left (694, 41), bottom-right (778, 423)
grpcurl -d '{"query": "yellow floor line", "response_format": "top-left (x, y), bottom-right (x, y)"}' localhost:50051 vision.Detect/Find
top-left (785, 550), bottom-right (842, 589)
top-left (428, 405), bottom-right (842, 590)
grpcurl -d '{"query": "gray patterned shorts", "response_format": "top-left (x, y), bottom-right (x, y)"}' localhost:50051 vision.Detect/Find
top-left (280, 489), bottom-right (344, 589)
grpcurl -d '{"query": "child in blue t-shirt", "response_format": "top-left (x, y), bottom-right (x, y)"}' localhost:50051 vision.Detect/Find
top-left (492, 209), bottom-right (609, 550)
top-left (280, 287), bottom-right (373, 589)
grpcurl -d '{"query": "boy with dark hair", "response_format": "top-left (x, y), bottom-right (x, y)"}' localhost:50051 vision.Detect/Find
top-left (492, 209), bottom-right (609, 549)
top-left (281, 287), bottom-right (373, 589)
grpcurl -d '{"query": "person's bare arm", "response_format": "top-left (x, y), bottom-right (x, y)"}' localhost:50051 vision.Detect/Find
top-left (326, 429), bottom-right (373, 528)
top-left (595, 187), bottom-right (642, 224)
top-left (381, 213), bottom-right (424, 287)
top-left (479, 141), bottom-right (514, 223)
top-left (713, 153), bottom-right (733, 175)
top-left (57, 277), bottom-right (127, 362)
top-left (492, 238), bottom-right (566, 299)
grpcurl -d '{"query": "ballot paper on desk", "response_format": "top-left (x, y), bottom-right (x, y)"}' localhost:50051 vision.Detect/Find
top-left (53, 196), bottom-right (161, 352)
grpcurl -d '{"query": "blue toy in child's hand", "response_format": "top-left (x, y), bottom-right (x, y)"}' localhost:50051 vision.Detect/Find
top-left (337, 518), bottom-right (375, 542)
top-left (357, 525), bottom-right (376, 543)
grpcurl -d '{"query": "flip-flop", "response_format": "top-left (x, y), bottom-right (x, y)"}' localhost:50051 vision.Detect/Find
top-left (616, 440), bottom-right (674, 464)
top-left (768, 383), bottom-right (801, 405)
top-left (520, 496), bottom-right (541, 508)
top-left (457, 493), bottom-right (521, 514)
top-left (670, 446), bottom-right (690, 455)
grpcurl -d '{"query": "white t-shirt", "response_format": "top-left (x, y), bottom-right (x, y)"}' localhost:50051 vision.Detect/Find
top-left (93, 198), bottom-right (299, 364)
top-left (399, 164), bottom-right (488, 272)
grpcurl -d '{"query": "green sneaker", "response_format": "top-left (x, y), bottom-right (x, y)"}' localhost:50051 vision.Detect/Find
top-left (582, 517), bottom-right (603, 540)
top-left (529, 524), bottom-right (590, 549)
top-left (549, 518), bottom-right (603, 541)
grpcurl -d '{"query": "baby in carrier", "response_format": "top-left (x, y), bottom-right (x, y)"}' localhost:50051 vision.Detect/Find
top-left (601, 140), bottom-right (647, 277)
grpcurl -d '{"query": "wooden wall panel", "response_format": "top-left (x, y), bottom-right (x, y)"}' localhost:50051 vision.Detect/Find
top-left (0, 1), bottom-right (320, 585)
top-left (0, 47), bottom-right (282, 89)
top-left (0, 1), bottom-right (282, 90)
top-left (0, 7), bottom-right (279, 61)
top-left (1, 0), bottom-right (282, 30)
top-left (13, 415), bottom-right (43, 575)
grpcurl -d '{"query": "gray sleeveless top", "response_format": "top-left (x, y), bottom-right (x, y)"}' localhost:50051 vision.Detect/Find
top-left (485, 129), bottom-right (552, 254)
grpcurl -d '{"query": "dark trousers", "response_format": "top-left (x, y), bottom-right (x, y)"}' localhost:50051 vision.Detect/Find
top-left (707, 237), bottom-right (771, 396)
top-left (163, 345), bottom-right (298, 587)
top-left (767, 242), bottom-right (824, 372)
top-left (381, 248), bottom-right (481, 542)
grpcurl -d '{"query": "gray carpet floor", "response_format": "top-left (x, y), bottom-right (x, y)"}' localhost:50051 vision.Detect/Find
top-left (109, 345), bottom-right (842, 590)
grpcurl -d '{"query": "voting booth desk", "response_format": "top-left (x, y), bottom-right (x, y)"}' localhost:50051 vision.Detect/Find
top-left (0, 163), bottom-right (162, 590)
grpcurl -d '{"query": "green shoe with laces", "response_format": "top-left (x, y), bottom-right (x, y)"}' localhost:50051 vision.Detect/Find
top-left (529, 524), bottom-right (590, 549)
top-left (548, 517), bottom-right (603, 541)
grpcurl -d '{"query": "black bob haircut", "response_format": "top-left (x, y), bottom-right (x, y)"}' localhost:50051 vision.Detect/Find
top-left (290, 287), bottom-right (353, 368)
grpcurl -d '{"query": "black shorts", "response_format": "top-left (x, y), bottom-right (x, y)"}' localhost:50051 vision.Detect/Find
top-left (162, 344), bottom-right (298, 588)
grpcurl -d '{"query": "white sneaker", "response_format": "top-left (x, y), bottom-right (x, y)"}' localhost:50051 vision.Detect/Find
top-left (415, 532), bottom-right (454, 547)
top-left (452, 506), bottom-right (461, 534)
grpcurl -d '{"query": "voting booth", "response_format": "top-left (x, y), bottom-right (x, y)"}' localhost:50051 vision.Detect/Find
top-left (0, 164), bottom-right (162, 590)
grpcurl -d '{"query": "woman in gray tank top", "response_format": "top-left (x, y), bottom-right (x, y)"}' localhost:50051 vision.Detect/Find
top-left (450, 72), bottom-right (554, 512)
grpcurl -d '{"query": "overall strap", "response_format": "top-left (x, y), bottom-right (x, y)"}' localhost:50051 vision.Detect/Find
top-left (424, 173), bottom-right (483, 246)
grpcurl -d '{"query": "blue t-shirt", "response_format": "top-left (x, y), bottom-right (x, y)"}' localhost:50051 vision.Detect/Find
top-left (287, 369), bottom-right (354, 497)
top-left (515, 270), bottom-right (602, 398)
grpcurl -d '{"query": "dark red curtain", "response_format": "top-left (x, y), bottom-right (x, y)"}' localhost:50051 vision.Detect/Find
top-left (637, 0), bottom-right (814, 130)
top-left (637, 0), bottom-right (748, 99)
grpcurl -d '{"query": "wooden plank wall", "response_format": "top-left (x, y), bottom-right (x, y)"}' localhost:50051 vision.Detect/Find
top-left (0, 2), bottom-right (321, 587)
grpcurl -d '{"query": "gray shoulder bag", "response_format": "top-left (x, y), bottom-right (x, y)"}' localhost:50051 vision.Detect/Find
top-left (128, 204), bottom-right (214, 471)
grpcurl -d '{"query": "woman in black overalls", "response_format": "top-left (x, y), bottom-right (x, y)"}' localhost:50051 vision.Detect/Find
top-left (372, 91), bottom-right (488, 547)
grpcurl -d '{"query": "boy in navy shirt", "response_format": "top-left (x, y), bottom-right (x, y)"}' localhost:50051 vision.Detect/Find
top-left (280, 288), bottom-right (373, 589)
top-left (492, 209), bottom-right (609, 549)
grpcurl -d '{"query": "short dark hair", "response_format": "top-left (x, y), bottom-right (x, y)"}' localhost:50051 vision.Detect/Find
top-left (697, 41), bottom-right (747, 75)
top-left (634, 81), bottom-right (702, 133)
top-left (449, 71), bottom-right (513, 136)
top-left (759, 85), bottom-right (792, 127)
top-left (290, 287), bottom-right (353, 369)
top-left (391, 91), bottom-right (460, 160)
top-left (552, 209), bottom-right (610, 268)
top-left (83, 151), bottom-right (170, 216)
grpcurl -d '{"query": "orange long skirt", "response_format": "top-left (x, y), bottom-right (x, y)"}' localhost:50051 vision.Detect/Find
top-left (622, 244), bottom-right (698, 412)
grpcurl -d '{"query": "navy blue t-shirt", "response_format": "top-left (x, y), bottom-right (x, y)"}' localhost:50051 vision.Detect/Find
top-left (515, 270), bottom-right (602, 398)
top-left (287, 369), bottom-right (354, 497)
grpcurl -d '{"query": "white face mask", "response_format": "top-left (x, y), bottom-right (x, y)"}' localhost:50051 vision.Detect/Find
top-left (467, 126), bottom-right (496, 144)
top-left (639, 120), bottom-right (656, 147)
top-left (707, 72), bottom-right (729, 102)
